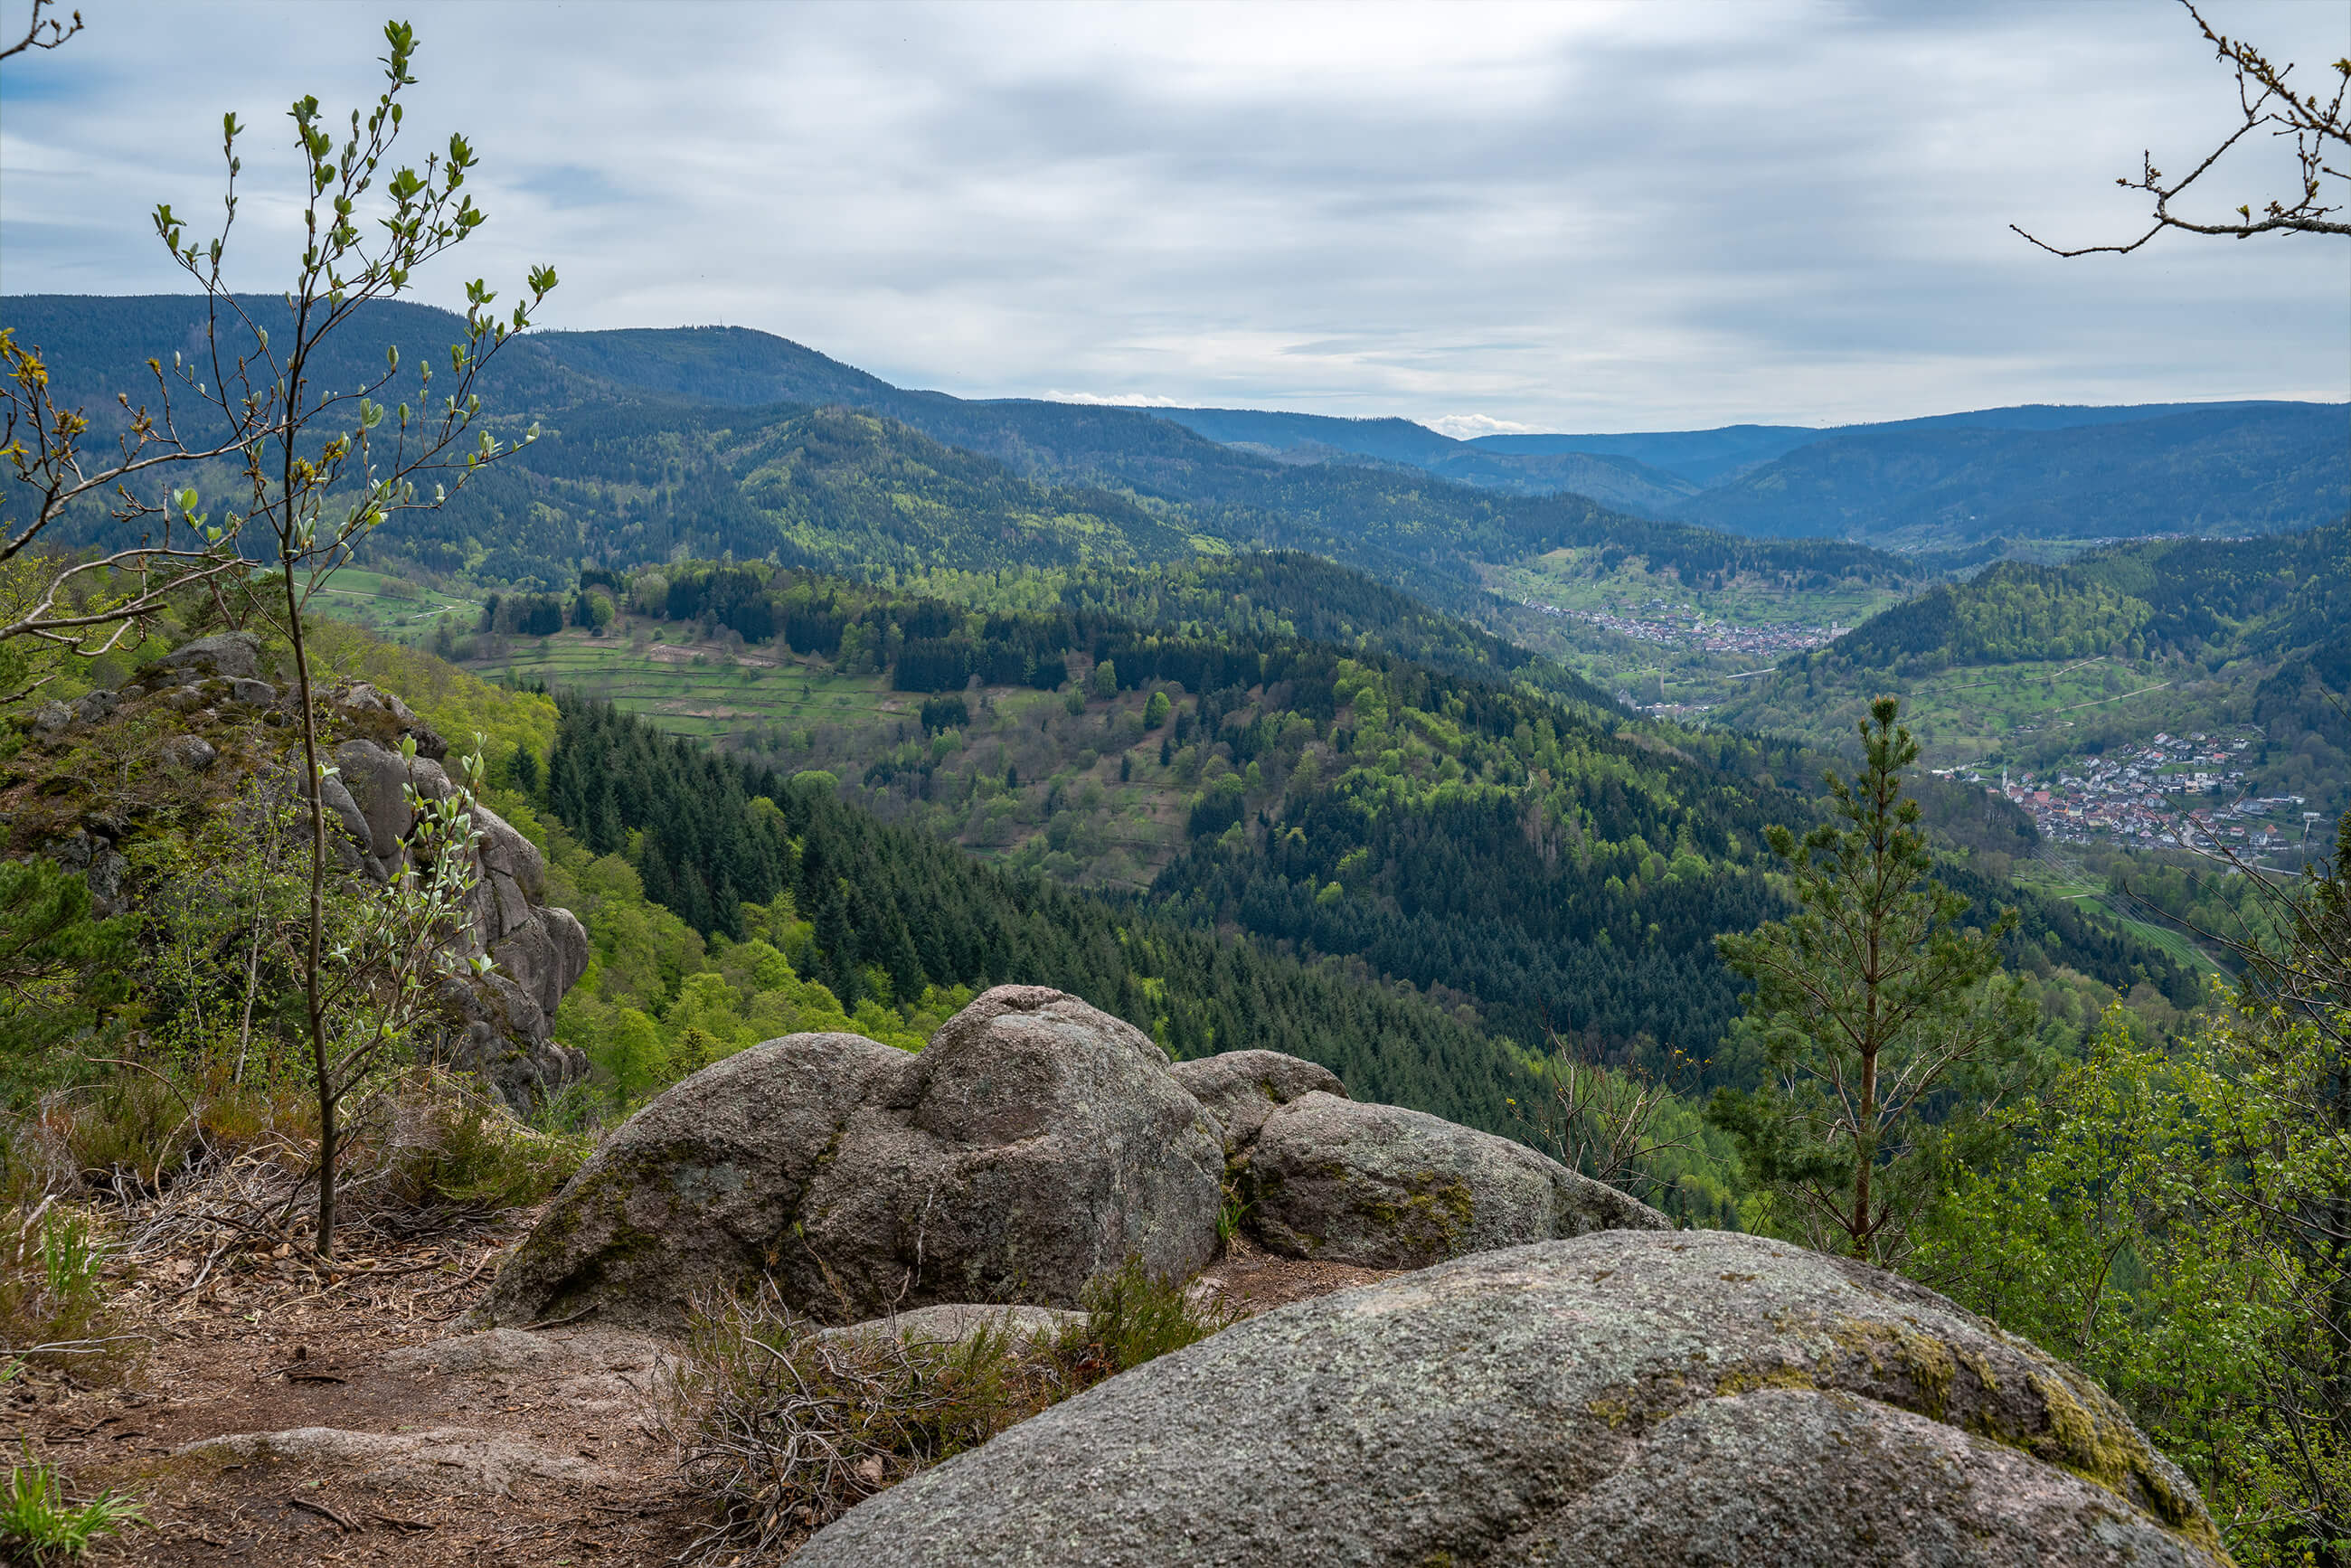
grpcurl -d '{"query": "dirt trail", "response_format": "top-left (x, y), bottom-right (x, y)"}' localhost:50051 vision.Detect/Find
top-left (17, 1215), bottom-right (1386, 1564)
top-left (17, 1207), bottom-right (699, 1566)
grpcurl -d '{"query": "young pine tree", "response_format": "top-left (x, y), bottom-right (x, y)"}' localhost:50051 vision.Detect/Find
top-left (1708, 696), bottom-right (2033, 1267)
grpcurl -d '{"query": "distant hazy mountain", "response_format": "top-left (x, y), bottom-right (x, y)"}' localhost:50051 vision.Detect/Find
top-left (1467, 426), bottom-right (1818, 488)
top-left (5, 296), bottom-right (1909, 601)
top-left (1670, 404), bottom-right (2347, 546)
top-left (1149, 396), bottom-right (2346, 543)
top-left (9, 295), bottom-right (2336, 567)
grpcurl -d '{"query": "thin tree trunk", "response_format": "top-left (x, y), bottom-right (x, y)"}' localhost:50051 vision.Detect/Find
top-left (1852, 1044), bottom-right (1876, 1261)
top-left (275, 327), bottom-right (339, 1258)
top-left (234, 901), bottom-right (262, 1085)
top-left (285, 564), bottom-right (336, 1258)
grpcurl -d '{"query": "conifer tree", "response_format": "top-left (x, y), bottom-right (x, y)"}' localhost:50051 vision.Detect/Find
top-left (1708, 697), bottom-right (2033, 1265)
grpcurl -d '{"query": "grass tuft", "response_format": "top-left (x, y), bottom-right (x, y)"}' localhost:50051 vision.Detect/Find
top-left (0, 1200), bottom-right (118, 1368)
top-left (0, 1444), bottom-right (144, 1563)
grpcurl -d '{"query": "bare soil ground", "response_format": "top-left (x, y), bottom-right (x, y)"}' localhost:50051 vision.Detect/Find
top-left (18, 1214), bottom-right (1392, 1564)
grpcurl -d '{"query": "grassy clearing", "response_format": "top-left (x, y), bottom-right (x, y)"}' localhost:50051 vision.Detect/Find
top-left (666, 1260), bottom-right (1230, 1563)
top-left (469, 630), bottom-right (906, 743)
top-left (298, 567), bottom-right (478, 641)
top-left (2013, 855), bottom-right (2225, 979)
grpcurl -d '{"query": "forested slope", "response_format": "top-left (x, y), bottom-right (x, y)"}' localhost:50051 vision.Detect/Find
top-left (486, 557), bottom-right (2199, 1091)
top-left (539, 694), bottom-right (1546, 1140)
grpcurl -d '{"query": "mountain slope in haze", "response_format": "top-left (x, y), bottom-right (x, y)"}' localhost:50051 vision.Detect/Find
top-left (1464, 403), bottom-right (2295, 486)
top-left (1469, 425), bottom-right (1822, 486)
top-left (1146, 408), bottom-right (1701, 513)
top-left (1668, 404), bottom-right (2348, 545)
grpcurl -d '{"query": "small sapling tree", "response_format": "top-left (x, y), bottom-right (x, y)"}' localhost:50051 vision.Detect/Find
top-left (0, 17), bottom-right (556, 1258)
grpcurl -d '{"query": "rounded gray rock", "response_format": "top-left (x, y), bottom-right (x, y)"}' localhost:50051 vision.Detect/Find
top-left (474, 987), bottom-right (1226, 1330)
top-left (149, 629), bottom-right (261, 682)
top-left (1169, 1049), bottom-right (1345, 1155)
top-left (793, 1230), bottom-right (2224, 1568)
top-left (1245, 1091), bottom-right (1668, 1268)
top-left (819, 1303), bottom-right (1087, 1347)
top-left (158, 734), bottom-right (217, 771)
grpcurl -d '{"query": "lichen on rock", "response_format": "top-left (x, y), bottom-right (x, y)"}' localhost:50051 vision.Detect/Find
top-left (790, 1229), bottom-right (2227, 1567)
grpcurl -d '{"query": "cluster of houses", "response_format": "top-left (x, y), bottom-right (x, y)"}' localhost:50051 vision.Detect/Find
top-left (1937, 731), bottom-right (2311, 856)
top-left (1524, 597), bottom-right (1844, 659)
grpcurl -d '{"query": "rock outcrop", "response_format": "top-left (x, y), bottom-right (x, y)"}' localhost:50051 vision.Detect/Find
top-left (7, 631), bottom-right (587, 1107)
top-left (478, 995), bottom-right (1675, 1328)
top-left (1245, 1091), bottom-right (1668, 1269)
top-left (472, 987), bottom-right (1229, 1330)
top-left (792, 1229), bottom-right (2225, 1568)
top-left (330, 734), bottom-right (590, 1106)
top-left (818, 1303), bottom-right (1087, 1346)
top-left (1167, 1048), bottom-right (1343, 1156)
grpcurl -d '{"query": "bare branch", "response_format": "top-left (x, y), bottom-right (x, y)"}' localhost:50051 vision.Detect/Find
top-left (2016, 0), bottom-right (2350, 255)
top-left (0, 0), bottom-right (80, 61)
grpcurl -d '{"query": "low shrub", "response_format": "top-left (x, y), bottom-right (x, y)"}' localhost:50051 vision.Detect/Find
top-left (668, 1261), bottom-right (1231, 1563)
top-left (373, 1071), bottom-right (590, 1228)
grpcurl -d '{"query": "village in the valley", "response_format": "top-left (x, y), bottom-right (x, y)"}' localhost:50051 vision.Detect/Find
top-left (1937, 730), bottom-right (2317, 861)
top-left (1522, 595), bottom-right (1848, 659)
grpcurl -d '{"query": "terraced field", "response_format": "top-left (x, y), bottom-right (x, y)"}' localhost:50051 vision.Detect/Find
top-left (468, 632), bottom-right (909, 742)
top-left (464, 628), bottom-right (1205, 890)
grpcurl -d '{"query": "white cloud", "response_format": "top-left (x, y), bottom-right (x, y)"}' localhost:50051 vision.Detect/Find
top-left (1040, 391), bottom-right (1185, 408)
top-left (1426, 413), bottom-right (1543, 440)
top-left (1, 0), bottom-right (2343, 428)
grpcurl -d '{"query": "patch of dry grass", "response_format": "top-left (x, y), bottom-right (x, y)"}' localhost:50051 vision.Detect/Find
top-left (666, 1261), bottom-right (1232, 1562)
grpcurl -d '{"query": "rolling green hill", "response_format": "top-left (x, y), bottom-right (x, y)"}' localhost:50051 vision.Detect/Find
top-left (465, 557), bottom-right (2203, 1091)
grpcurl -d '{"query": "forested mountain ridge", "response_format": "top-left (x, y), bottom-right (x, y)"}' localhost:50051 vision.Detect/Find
top-left (1668, 404), bottom-right (2347, 545)
top-left (10, 297), bottom-right (2335, 573)
top-left (4, 295), bottom-right (1919, 609)
top-left (1808, 524), bottom-right (2348, 674)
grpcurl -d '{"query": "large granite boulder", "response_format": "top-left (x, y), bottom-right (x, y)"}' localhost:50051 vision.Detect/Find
top-left (1244, 1090), bottom-right (1668, 1268)
top-left (145, 629), bottom-right (262, 683)
top-left (471, 987), bottom-right (1228, 1330)
top-left (793, 1229), bottom-right (2224, 1567)
top-left (1168, 1049), bottom-right (1345, 1156)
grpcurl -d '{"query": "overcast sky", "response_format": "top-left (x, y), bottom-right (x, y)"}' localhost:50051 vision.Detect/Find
top-left (4, 0), bottom-right (2345, 433)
